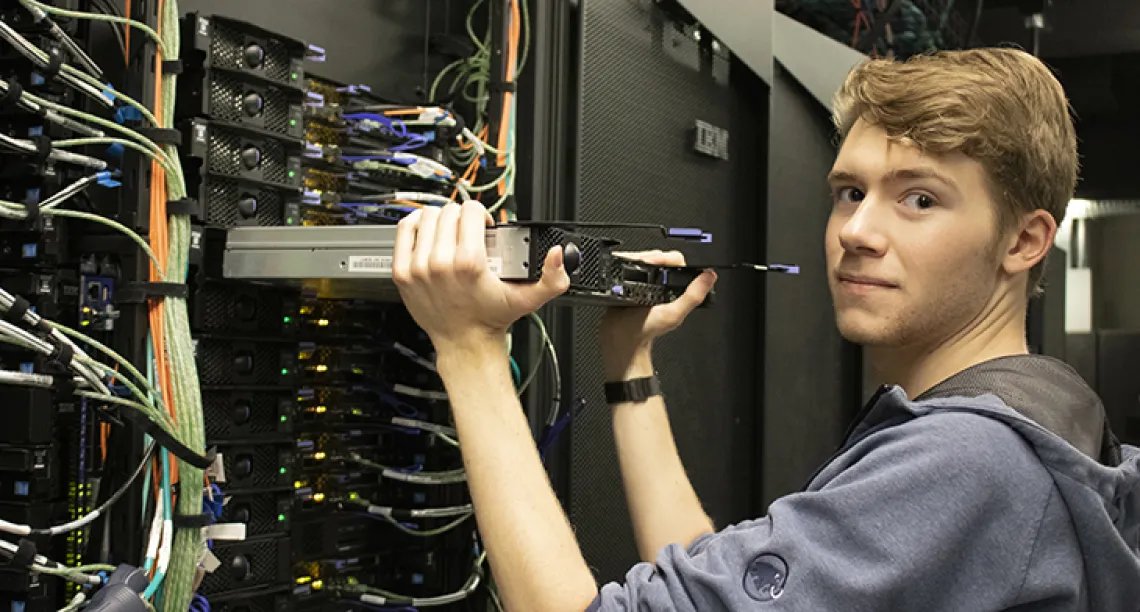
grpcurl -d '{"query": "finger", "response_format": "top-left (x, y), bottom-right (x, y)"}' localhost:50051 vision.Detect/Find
top-left (511, 246), bottom-right (570, 312)
top-left (457, 201), bottom-right (490, 273)
top-left (484, 208), bottom-right (495, 227)
top-left (431, 203), bottom-right (463, 267)
top-left (655, 269), bottom-right (717, 322)
top-left (412, 206), bottom-right (441, 277)
top-left (393, 209), bottom-right (422, 284)
top-left (613, 250), bottom-right (685, 267)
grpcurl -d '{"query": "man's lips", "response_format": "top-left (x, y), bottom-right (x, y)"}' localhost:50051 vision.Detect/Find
top-left (835, 272), bottom-right (899, 288)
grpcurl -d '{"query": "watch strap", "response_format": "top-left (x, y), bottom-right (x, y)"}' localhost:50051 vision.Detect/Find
top-left (604, 376), bottom-right (661, 404)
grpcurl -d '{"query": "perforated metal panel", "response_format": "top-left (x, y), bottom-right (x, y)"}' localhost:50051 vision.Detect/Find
top-left (569, 0), bottom-right (763, 583)
top-left (207, 72), bottom-right (296, 136)
top-left (209, 20), bottom-right (296, 84)
top-left (204, 178), bottom-right (289, 227)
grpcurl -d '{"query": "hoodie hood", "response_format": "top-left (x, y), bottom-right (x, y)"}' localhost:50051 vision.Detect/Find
top-left (868, 355), bottom-right (1140, 611)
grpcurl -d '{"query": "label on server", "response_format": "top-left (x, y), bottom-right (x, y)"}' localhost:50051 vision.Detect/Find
top-left (347, 255), bottom-right (392, 273)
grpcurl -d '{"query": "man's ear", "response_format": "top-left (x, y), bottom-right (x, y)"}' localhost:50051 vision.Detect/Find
top-left (1002, 210), bottom-right (1057, 274)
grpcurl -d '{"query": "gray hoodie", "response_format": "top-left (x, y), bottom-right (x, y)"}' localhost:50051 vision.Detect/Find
top-left (588, 356), bottom-right (1140, 611)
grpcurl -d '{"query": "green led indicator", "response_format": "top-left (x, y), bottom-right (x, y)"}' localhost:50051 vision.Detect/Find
top-left (290, 119), bottom-right (297, 126)
top-left (288, 170), bottom-right (296, 178)
top-left (291, 72), bottom-right (298, 80)
top-left (281, 368), bottom-right (289, 375)
top-left (279, 467), bottom-right (286, 474)
top-left (280, 415), bottom-right (288, 422)
top-left (286, 217), bottom-right (294, 224)
top-left (283, 316), bottom-right (292, 323)
top-left (277, 514), bottom-right (286, 522)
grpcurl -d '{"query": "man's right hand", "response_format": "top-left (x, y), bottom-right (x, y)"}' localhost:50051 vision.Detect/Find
top-left (601, 251), bottom-right (716, 379)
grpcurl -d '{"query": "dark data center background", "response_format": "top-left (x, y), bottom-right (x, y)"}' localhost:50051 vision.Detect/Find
top-left (177, 0), bottom-right (776, 589)
top-left (566, 0), bottom-right (768, 582)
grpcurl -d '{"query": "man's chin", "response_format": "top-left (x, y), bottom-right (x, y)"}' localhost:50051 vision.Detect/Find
top-left (835, 314), bottom-right (892, 346)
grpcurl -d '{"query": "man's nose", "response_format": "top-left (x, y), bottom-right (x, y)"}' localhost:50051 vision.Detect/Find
top-left (837, 200), bottom-right (889, 257)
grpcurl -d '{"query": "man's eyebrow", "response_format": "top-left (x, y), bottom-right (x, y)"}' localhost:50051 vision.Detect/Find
top-left (826, 167), bottom-right (959, 191)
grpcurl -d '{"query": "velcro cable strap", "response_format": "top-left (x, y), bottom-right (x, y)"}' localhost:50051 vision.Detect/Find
top-left (119, 410), bottom-right (216, 469)
top-left (166, 198), bottom-right (198, 216)
top-left (50, 342), bottom-right (74, 369)
top-left (160, 59), bottom-right (184, 75)
top-left (116, 282), bottom-right (188, 304)
top-left (3, 295), bottom-right (30, 324)
top-left (52, 375), bottom-right (76, 395)
top-left (22, 198), bottom-right (40, 225)
top-left (0, 81), bottom-right (23, 111)
top-left (173, 513), bottom-right (213, 529)
top-left (30, 135), bottom-right (52, 166)
top-left (136, 128), bottom-right (182, 147)
top-left (9, 539), bottom-right (36, 570)
top-left (41, 48), bottom-right (63, 81)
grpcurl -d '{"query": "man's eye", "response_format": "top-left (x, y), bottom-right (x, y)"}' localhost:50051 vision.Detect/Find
top-left (835, 187), bottom-right (865, 203)
top-left (902, 193), bottom-right (936, 210)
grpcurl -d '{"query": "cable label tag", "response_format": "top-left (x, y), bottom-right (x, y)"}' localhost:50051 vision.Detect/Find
top-left (206, 452), bottom-right (226, 483)
top-left (198, 548), bottom-right (221, 573)
top-left (202, 523), bottom-right (247, 542)
top-left (347, 255), bottom-right (392, 273)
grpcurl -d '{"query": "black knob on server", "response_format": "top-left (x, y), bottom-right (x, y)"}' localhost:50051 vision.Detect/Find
top-left (235, 295), bottom-right (257, 320)
top-left (563, 242), bottom-right (582, 275)
top-left (230, 555), bottom-right (252, 580)
top-left (241, 146), bottom-right (262, 170)
top-left (242, 92), bottom-right (264, 116)
top-left (234, 455), bottom-right (253, 477)
top-left (237, 196), bottom-right (258, 218)
top-left (232, 505), bottom-right (251, 524)
top-left (243, 44), bottom-right (264, 68)
top-left (233, 353), bottom-right (254, 374)
top-left (231, 399), bottom-right (251, 425)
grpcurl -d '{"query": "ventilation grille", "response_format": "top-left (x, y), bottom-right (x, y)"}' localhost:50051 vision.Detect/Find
top-left (218, 444), bottom-right (292, 491)
top-left (202, 390), bottom-right (291, 442)
top-left (205, 178), bottom-right (287, 227)
top-left (207, 128), bottom-right (290, 185)
top-left (534, 227), bottom-right (613, 290)
top-left (192, 281), bottom-right (295, 334)
top-left (207, 71), bottom-right (295, 136)
top-left (209, 20), bottom-right (296, 85)
top-left (199, 537), bottom-right (288, 596)
top-left (218, 491), bottom-right (290, 537)
top-left (195, 338), bottom-right (293, 387)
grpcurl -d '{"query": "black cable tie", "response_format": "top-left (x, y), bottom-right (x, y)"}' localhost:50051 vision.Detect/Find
top-left (3, 295), bottom-right (30, 324)
top-left (22, 198), bottom-right (40, 226)
top-left (160, 59), bottom-right (184, 75)
top-left (136, 128), bottom-right (182, 147)
top-left (115, 282), bottom-right (189, 304)
top-left (33, 318), bottom-right (53, 334)
top-left (0, 81), bottom-right (24, 112)
top-left (9, 539), bottom-right (36, 570)
top-left (173, 513), bottom-right (213, 529)
top-left (488, 81), bottom-right (516, 94)
top-left (50, 343), bottom-right (74, 369)
top-left (41, 48), bottom-right (63, 81)
top-left (119, 410), bottom-right (216, 469)
top-left (52, 375), bottom-right (76, 395)
top-left (30, 135), bottom-right (52, 167)
top-left (166, 198), bottom-right (199, 216)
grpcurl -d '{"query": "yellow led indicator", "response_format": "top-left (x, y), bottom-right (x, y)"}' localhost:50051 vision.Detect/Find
top-left (312, 493), bottom-right (325, 503)
top-left (294, 480), bottom-right (303, 489)
top-left (313, 452), bottom-right (326, 460)
top-left (316, 318), bottom-right (329, 327)
top-left (315, 406), bottom-right (327, 414)
top-left (314, 365), bottom-right (328, 373)
top-left (296, 576), bottom-right (311, 585)
top-left (312, 580), bottom-right (324, 591)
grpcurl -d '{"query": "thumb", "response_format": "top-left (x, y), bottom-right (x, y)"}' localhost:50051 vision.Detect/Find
top-left (510, 246), bottom-right (571, 312)
top-left (538, 246), bottom-right (571, 299)
top-left (655, 269), bottom-right (717, 322)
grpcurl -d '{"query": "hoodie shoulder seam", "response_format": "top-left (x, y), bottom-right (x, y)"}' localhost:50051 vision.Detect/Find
top-left (1011, 483), bottom-right (1057, 606)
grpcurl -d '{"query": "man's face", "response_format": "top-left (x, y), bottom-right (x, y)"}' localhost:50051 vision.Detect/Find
top-left (825, 120), bottom-right (1005, 348)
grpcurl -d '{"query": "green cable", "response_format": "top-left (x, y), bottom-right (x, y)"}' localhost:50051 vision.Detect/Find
top-left (20, 0), bottom-right (167, 57)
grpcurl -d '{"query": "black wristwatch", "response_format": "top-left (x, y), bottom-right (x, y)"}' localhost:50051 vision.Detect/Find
top-left (604, 376), bottom-right (661, 404)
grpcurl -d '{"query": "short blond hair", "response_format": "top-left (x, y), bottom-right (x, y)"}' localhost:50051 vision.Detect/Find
top-left (832, 48), bottom-right (1078, 295)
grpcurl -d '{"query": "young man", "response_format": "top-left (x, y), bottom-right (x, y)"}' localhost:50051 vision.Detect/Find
top-left (391, 48), bottom-right (1140, 611)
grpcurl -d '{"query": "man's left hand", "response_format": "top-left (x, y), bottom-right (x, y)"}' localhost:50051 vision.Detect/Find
top-left (392, 202), bottom-right (570, 352)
